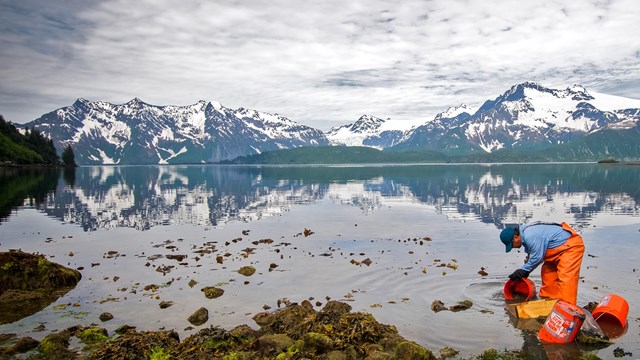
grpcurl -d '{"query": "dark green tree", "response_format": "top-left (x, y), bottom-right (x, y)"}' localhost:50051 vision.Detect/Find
top-left (0, 115), bottom-right (62, 165)
top-left (62, 144), bottom-right (77, 167)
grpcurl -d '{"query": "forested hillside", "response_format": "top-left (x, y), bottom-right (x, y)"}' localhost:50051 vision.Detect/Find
top-left (0, 114), bottom-right (68, 165)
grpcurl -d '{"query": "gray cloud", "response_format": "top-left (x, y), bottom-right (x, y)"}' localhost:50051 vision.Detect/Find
top-left (1, 0), bottom-right (639, 130)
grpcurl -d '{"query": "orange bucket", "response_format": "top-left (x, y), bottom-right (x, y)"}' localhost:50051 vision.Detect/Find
top-left (592, 294), bottom-right (629, 329)
top-left (503, 278), bottom-right (536, 301)
top-left (538, 300), bottom-right (586, 344)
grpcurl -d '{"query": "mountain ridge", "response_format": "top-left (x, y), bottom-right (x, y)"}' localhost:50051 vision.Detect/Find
top-left (390, 82), bottom-right (640, 156)
top-left (15, 82), bottom-right (640, 164)
top-left (23, 98), bottom-right (329, 164)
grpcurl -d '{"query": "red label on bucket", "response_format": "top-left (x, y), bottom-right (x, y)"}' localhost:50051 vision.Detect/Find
top-left (544, 312), bottom-right (575, 340)
top-left (538, 301), bottom-right (584, 343)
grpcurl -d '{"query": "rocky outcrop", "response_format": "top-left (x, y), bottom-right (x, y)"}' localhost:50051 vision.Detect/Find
top-left (0, 251), bottom-right (82, 324)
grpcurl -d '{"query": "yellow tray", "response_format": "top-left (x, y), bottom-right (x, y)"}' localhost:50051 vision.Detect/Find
top-left (506, 299), bottom-right (558, 319)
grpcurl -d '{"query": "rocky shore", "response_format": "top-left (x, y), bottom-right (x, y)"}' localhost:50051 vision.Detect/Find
top-left (0, 251), bottom-right (607, 360)
top-left (0, 298), bottom-right (537, 360)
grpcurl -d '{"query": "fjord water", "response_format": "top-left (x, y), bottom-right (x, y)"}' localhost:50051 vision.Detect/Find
top-left (1, 164), bottom-right (638, 358)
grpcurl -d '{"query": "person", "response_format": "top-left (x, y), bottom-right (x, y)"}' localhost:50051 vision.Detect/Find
top-left (499, 221), bottom-right (585, 305)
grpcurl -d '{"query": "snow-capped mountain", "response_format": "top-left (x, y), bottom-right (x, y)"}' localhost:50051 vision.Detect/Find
top-left (17, 82), bottom-right (640, 164)
top-left (21, 98), bottom-right (329, 164)
top-left (325, 114), bottom-right (404, 149)
top-left (393, 82), bottom-right (640, 156)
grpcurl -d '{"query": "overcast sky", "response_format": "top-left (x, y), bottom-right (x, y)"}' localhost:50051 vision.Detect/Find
top-left (1, 0), bottom-right (639, 130)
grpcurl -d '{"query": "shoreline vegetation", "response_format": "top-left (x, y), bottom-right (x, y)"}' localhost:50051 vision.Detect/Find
top-left (2, 158), bottom-right (640, 167)
top-left (220, 146), bottom-right (640, 166)
top-left (0, 115), bottom-right (76, 168)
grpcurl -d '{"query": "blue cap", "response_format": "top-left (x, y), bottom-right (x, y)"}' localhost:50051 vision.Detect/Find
top-left (500, 227), bottom-right (515, 253)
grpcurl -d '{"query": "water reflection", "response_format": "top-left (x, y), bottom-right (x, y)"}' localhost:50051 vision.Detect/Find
top-left (0, 168), bottom-right (61, 220)
top-left (1, 164), bottom-right (639, 231)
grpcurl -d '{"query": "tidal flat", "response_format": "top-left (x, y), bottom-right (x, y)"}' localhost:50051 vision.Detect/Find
top-left (0, 164), bottom-right (639, 359)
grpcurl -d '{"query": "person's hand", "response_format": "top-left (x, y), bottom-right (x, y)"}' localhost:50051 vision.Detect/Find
top-left (509, 269), bottom-right (530, 281)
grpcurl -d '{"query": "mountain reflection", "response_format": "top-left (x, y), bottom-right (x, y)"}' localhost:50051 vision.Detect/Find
top-left (1, 164), bottom-right (638, 231)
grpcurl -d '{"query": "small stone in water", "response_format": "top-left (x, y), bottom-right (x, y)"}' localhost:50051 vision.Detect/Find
top-left (431, 300), bottom-right (447, 313)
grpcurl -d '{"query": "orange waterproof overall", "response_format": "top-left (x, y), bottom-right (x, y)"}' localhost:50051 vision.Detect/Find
top-left (539, 222), bottom-right (585, 305)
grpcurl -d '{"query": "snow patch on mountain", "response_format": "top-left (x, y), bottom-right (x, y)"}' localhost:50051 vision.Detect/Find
top-left (325, 115), bottom-right (404, 149)
top-left (435, 104), bottom-right (477, 120)
top-left (588, 91), bottom-right (640, 111)
top-left (493, 83), bottom-right (640, 136)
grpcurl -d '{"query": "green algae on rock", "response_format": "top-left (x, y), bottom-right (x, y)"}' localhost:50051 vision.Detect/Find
top-left (237, 266), bottom-right (256, 276)
top-left (202, 286), bottom-right (225, 299)
top-left (0, 250), bottom-right (82, 324)
top-left (78, 327), bottom-right (109, 345)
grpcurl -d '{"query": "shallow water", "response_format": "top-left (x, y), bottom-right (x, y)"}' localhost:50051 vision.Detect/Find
top-left (0, 164), bottom-right (639, 359)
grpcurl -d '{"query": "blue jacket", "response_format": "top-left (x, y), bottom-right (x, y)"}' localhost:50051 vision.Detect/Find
top-left (519, 222), bottom-right (571, 272)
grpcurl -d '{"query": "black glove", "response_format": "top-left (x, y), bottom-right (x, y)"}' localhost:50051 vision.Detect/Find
top-left (509, 269), bottom-right (530, 281)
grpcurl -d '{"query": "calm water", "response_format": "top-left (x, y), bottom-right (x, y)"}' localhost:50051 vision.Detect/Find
top-left (1, 164), bottom-right (639, 359)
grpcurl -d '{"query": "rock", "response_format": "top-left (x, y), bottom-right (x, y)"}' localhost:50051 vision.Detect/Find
top-left (301, 299), bottom-right (314, 310)
top-left (78, 327), bottom-right (109, 344)
top-left (260, 303), bottom-right (318, 336)
top-left (0, 251), bottom-right (82, 324)
top-left (11, 337), bottom-right (40, 353)
top-left (362, 258), bottom-right (373, 266)
top-left (361, 350), bottom-right (389, 360)
top-left (449, 300), bottom-right (473, 312)
top-left (229, 324), bottom-right (260, 343)
top-left (159, 301), bottom-right (175, 309)
top-left (394, 341), bottom-right (434, 360)
top-left (302, 332), bottom-right (333, 353)
top-left (440, 346), bottom-right (459, 358)
top-left (188, 279), bottom-right (198, 288)
top-left (201, 286), bottom-right (224, 299)
top-left (238, 266), bottom-right (256, 276)
top-left (99, 312), bottom-right (114, 322)
top-left (188, 307), bottom-right (209, 326)
top-left (252, 312), bottom-right (273, 326)
top-left (583, 301), bottom-right (599, 313)
top-left (315, 300), bottom-right (352, 325)
top-left (37, 329), bottom-right (75, 358)
top-left (256, 334), bottom-right (294, 355)
top-left (166, 254), bottom-right (187, 262)
top-left (114, 325), bottom-right (136, 334)
top-left (144, 284), bottom-right (159, 291)
top-left (431, 300), bottom-right (447, 312)
top-left (319, 300), bottom-right (352, 317)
